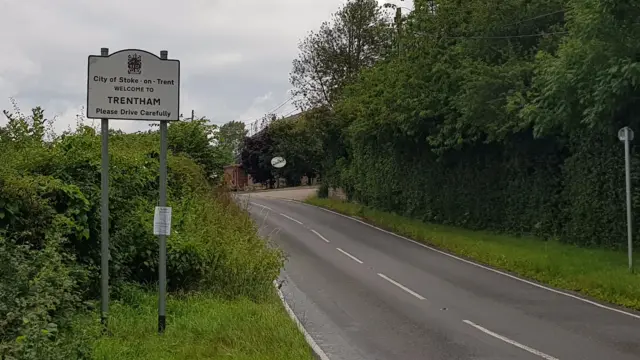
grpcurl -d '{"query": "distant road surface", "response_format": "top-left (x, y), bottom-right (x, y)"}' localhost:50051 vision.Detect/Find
top-left (241, 190), bottom-right (640, 360)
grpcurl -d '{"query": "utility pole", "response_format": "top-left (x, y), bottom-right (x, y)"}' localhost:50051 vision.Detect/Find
top-left (191, 109), bottom-right (195, 121)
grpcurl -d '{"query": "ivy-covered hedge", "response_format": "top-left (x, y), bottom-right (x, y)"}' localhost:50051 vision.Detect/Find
top-left (343, 131), bottom-right (566, 237)
top-left (336, 125), bottom-right (636, 248)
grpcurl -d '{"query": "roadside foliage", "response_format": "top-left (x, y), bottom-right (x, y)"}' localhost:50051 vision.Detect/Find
top-left (241, 114), bottom-right (323, 188)
top-left (0, 107), bottom-right (284, 359)
top-left (281, 0), bottom-right (640, 249)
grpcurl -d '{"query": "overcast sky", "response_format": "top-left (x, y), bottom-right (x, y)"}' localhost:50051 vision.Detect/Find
top-left (0, 0), bottom-right (411, 133)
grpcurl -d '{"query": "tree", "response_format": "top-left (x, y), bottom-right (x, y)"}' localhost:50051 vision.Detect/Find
top-left (268, 115), bottom-right (323, 186)
top-left (290, 0), bottom-right (393, 110)
top-left (522, 0), bottom-right (640, 136)
top-left (218, 120), bottom-right (247, 162)
top-left (167, 117), bottom-right (228, 181)
top-left (240, 129), bottom-right (275, 187)
top-left (1, 101), bottom-right (50, 145)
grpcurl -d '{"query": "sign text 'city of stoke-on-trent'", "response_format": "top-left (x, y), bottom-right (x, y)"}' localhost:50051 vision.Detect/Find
top-left (87, 50), bottom-right (180, 121)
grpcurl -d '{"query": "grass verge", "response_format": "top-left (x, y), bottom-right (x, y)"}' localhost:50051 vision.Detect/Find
top-left (306, 197), bottom-right (640, 311)
top-left (92, 288), bottom-right (314, 360)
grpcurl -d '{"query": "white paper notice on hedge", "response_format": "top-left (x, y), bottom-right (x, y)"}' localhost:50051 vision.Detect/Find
top-left (153, 206), bottom-right (172, 236)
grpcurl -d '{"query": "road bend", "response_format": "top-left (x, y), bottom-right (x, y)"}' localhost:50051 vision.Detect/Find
top-left (243, 195), bottom-right (640, 360)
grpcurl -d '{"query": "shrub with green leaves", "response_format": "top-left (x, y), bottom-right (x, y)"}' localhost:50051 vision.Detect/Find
top-left (0, 107), bottom-right (284, 358)
top-left (0, 235), bottom-right (95, 360)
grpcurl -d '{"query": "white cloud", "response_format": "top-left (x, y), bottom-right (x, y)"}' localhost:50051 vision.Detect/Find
top-left (0, 0), bottom-right (411, 132)
top-left (189, 53), bottom-right (244, 72)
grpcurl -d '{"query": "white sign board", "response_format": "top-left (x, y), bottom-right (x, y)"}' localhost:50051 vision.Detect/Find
top-left (271, 156), bottom-right (287, 168)
top-left (619, 127), bottom-right (635, 142)
top-left (153, 206), bottom-right (172, 236)
top-left (87, 49), bottom-right (180, 121)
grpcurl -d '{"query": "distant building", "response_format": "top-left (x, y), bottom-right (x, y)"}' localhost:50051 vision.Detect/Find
top-left (223, 164), bottom-right (249, 191)
top-left (226, 110), bottom-right (312, 191)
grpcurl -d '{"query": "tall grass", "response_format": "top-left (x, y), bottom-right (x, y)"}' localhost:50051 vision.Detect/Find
top-left (93, 288), bottom-right (313, 360)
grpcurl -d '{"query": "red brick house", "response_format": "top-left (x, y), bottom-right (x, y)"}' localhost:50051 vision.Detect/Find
top-left (223, 164), bottom-right (249, 191)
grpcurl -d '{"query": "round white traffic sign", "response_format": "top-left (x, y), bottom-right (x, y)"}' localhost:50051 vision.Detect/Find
top-left (271, 156), bottom-right (286, 168)
top-left (619, 127), bottom-right (634, 141)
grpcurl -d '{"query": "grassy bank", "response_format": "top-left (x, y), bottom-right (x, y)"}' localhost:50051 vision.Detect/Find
top-left (306, 197), bottom-right (640, 310)
top-left (93, 288), bottom-right (313, 360)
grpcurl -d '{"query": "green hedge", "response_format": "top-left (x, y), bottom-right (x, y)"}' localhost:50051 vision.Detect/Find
top-left (330, 125), bottom-right (637, 249)
top-left (306, 0), bottom-right (640, 251)
top-left (343, 131), bottom-right (564, 237)
top-left (0, 113), bottom-right (282, 359)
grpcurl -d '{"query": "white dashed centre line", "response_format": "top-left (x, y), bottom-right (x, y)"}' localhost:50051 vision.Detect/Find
top-left (336, 248), bottom-right (364, 264)
top-left (311, 229), bottom-right (331, 243)
top-left (377, 273), bottom-right (426, 300)
top-left (463, 320), bottom-right (559, 360)
top-left (280, 213), bottom-right (303, 225)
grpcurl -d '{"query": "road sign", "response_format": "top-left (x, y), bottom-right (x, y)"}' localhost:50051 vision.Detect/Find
top-left (619, 127), bottom-right (634, 141)
top-left (87, 49), bottom-right (180, 121)
top-left (92, 48), bottom-right (178, 334)
top-left (271, 156), bottom-right (287, 168)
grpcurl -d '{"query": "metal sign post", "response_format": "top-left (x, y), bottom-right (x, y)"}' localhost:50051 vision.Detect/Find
top-left (157, 50), bottom-right (169, 333)
top-left (619, 126), bottom-right (634, 272)
top-left (87, 48), bottom-right (180, 333)
top-left (100, 47), bottom-right (110, 330)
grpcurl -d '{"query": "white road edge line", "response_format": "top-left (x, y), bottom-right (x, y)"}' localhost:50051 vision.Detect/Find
top-left (296, 201), bottom-right (640, 320)
top-left (463, 320), bottom-right (559, 360)
top-left (336, 248), bottom-right (364, 264)
top-left (377, 273), bottom-right (426, 300)
top-left (249, 202), bottom-right (273, 211)
top-left (280, 213), bottom-right (304, 225)
top-left (311, 229), bottom-right (331, 243)
top-left (274, 280), bottom-right (331, 360)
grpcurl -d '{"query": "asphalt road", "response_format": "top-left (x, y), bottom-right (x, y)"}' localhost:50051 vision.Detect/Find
top-left (242, 195), bottom-right (640, 360)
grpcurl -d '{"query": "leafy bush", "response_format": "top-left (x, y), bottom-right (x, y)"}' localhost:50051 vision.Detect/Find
top-left (0, 236), bottom-right (95, 360)
top-left (317, 183), bottom-right (329, 198)
top-left (167, 118), bottom-right (230, 182)
top-left (0, 106), bottom-right (284, 358)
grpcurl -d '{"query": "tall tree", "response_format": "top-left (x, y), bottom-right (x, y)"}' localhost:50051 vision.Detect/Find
top-left (218, 120), bottom-right (247, 162)
top-left (167, 117), bottom-right (228, 181)
top-left (290, 0), bottom-right (393, 110)
top-left (240, 129), bottom-right (275, 187)
top-left (523, 0), bottom-right (640, 136)
top-left (268, 115), bottom-right (323, 186)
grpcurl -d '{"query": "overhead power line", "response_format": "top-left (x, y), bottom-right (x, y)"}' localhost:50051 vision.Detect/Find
top-left (244, 95), bottom-right (294, 127)
top-left (235, 95), bottom-right (295, 136)
top-left (266, 95), bottom-right (294, 115)
top-left (501, 10), bottom-right (564, 28)
top-left (282, 109), bottom-right (298, 118)
top-left (411, 30), bottom-right (568, 40)
top-left (442, 31), bottom-right (568, 40)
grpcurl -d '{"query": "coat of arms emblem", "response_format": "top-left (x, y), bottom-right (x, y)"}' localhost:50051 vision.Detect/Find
top-left (127, 53), bottom-right (142, 74)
